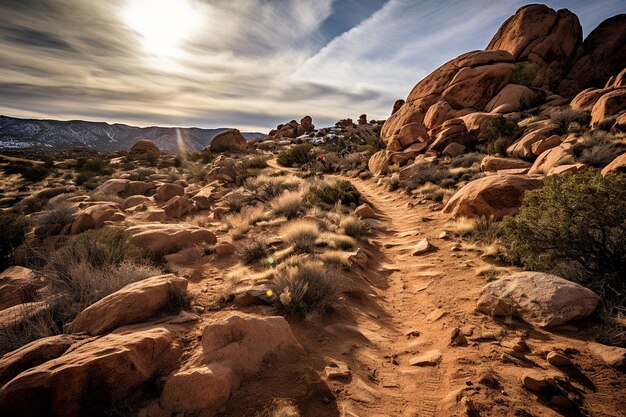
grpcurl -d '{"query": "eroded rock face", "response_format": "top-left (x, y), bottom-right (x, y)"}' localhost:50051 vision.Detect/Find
top-left (0, 326), bottom-right (175, 417)
top-left (208, 129), bottom-right (248, 152)
top-left (126, 223), bottom-right (217, 255)
top-left (443, 175), bottom-right (543, 219)
top-left (477, 272), bottom-right (600, 327)
top-left (66, 274), bottom-right (188, 335)
top-left (486, 4), bottom-right (582, 91)
top-left (557, 14), bottom-right (626, 98)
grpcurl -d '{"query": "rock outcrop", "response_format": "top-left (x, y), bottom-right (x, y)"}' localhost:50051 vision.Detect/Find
top-left (66, 275), bottom-right (188, 335)
top-left (443, 175), bottom-right (543, 219)
top-left (208, 129), bottom-right (248, 152)
top-left (477, 272), bottom-right (601, 327)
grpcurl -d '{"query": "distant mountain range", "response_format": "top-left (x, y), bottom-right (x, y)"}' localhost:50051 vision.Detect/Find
top-left (0, 115), bottom-right (266, 152)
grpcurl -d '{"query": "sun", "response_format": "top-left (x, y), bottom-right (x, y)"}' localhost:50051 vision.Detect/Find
top-left (122, 0), bottom-right (201, 57)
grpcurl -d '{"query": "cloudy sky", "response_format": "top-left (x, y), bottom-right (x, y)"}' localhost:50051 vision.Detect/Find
top-left (0, 0), bottom-right (624, 132)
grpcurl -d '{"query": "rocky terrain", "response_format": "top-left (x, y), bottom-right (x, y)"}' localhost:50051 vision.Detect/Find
top-left (0, 115), bottom-right (265, 153)
top-left (0, 4), bottom-right (625, 417)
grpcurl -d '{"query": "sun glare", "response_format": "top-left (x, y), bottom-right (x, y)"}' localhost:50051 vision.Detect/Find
top-left (122, 0), bottom-right (201, 57)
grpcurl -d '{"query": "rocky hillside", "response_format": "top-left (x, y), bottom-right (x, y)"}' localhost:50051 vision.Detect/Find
top-left (0, 115), bottom-right (265, 152)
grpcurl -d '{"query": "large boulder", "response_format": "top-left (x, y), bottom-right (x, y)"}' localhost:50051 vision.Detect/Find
top-left (557, 14), bottom-right (626, 98)
top-left (162, 195), bottom-right (193, 219)
top-left (69, 203), bottom-right (125, 235)
top-left (129, 139), bottom-right (160, 159)
top-left (126, 223), bottom-right (216, 255)
top-left (443, 175), bottom-right (543, 219)
top-left (477, 272), bottom-right (600, 327)
top-left (0, 267), bottom-right (41, 311)
top-left (484, 84), bottom-right (542, 113)
top-left (155, 183), bottom-right (184, 202)
top-left (66, 275), bottom-right (188, 335)
top-left (208, 129), bottom-right (248, 152)
top-left (486, 4), bottom-right (582, 91)
top-left (0, 326), bottom-right (175, 417)
top-left (480, 156), bottom-right (532, 172)
top-left (528, 146), bottom-right (574, 175)
top-left (368, 150), bottom-right (390, 176)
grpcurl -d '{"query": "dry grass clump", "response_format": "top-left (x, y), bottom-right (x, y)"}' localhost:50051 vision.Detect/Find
top-left (591, 311), bottom-right (626, 347)
top-left (255, 399), bottom-right (300, 417)
top-left (340, 217), bottom-right (364, 238)
top-left (322, 233), bottom-right (356, 250)
top-left (0, 306), bottom-right (57, 355)
top-left (270, 190), bottom-right (303, 219)
top-left (224, 204), bottom-right (267, 238)
top-left (317, 251), bottom-right (351, 270)
top-left (271, 259), bottom-right (342, 315)
top-left (281, 220), bottom-right (320, 253)
top-left (548, 107), bottom-right (590, 133)
top-left (572, 130), bottom-right (626, 168)
top-left (445, 216), bottom-right (501, 244)
top-left (238, 238), bottom-right (269, 265)
top-left (37, 200), bottom-right (75, 226)
top-left (475, 266), bottom-right (506, 282)
top-left (412, 183), bottom-right (455, 203)
top-left (246, 174), bottom-right (302, 203)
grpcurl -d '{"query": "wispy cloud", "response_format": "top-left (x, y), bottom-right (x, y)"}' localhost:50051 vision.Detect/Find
top-left (0, 0), bottom-right (623, 132)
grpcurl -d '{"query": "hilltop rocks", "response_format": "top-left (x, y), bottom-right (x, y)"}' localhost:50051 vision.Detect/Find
top-left (126, 223), bottom-right (216, 255)
top-left (557, 14), bottom-right (626, 97)
top-left (269, 116), bottom-right (315, 139)
top-left (392, 99), bottom-right (405, 115)
top-left (0, 267), bottom-right (41, 311)
top-left (477, 272), bottom-right (600, 327)
top-left (487, 4), bottom-right (582, 91)
top-left (443, 175), bottom-right (543, 219)
top-left (129, 139), bottom-right (160, 159)
top-left (208, 129), bottom-right (248, 152)
top-left (0, 326), bottom-right (175, 417)
top-left (66, 275), bottom-right (188, 335)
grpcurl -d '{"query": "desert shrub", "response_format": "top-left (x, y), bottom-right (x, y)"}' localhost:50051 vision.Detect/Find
top-left (402, 163), bottom-right (455, 191)
top-left (224, 204), bottom-right (267, 238)
top-left (277, 143), bottom-right (313, 167)
top-left (480, 116), bottom-right (517, 143)
top-left (21, 165), bottom-right (50, 182)
top-left (304, 180), bottom-right (360, 206)
top-left (364, 135), bottom-right (386, 157)
top-left (0, 306), bottom-right (57, 355)
top-left (244, 156), bottom-right (269, 169)
top-left (572, 130), bottom-right (626, 168)
top-left (0, 211), bottom-right (30, 270)
top-left (270, 191), bottom-right (303, 219)
top-left (317, 251), bottom-right (351, 270)
top-left (38, 201), bottom-right (75, 226)
top-left (503, 171), bottom-right (626, 308)
top-left (486, 137), bottom-right (510, 156)
top-left (271, 260), bottom-right (342, 315)
top-left (76, 157), bottom-right (111, 174)
top-left (446, 216), bottom-right (502, 244)
top-left (340, 217), bottom-right (364, 238)
top-left (326, 233), bottom-right (356, 250)
top-left (238, 239), bottom-right (269, 265)
top-left (282, 220), bottom-right (320, 253)
top-left (246, 174), bottom-right (302, 203)
top-left (596, 116), bottom-right (617, 132)
top-left (448, 152), bottom-right (485, 169)
top-left (510, 63), bottom-right (537, 87)
top-left (548, 107), bottom-right (590, 134)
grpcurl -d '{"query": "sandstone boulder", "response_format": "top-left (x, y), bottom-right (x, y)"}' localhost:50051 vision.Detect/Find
top-left (162, 195), bottom-right (193, 219)
top-left (66, 274), bottom-right (188, 335)
top-left (368, 150), bottom-right (390, 176)
top-left (601, 153), bottom-right (626, 176)
top-left (155, 183), bottom-right (184, 202)
top-left (443, 175), bottom-right (543, 219)
top-left (129, 139), bottom-right (160, 159)
top-left (70, 203), bottom-right (124, 235)
top-left (528, 146), bottom-right (574, 175)
top-left (208, 129), bottom-right (248, 152)
top-left (202, 313), bottom-right (298, 375)
top-left (487, 4), bottom-right (582, 91)
top-left (485, 84), bottom-right (541, 113)
top-left (127, 224), bottom-right (216, 255)
top-left (0, 326), bottom-right (174, 417)
top-left (354, 203), bottom-right (376, 219)
top-left (477, 272), bottom-right (600, 327)
top-left (0, 267), bottom-right (41, 311)
top-left (590, 88), bottom-right (626, 126)
top-left (481, 156), bottom-right (532, 172)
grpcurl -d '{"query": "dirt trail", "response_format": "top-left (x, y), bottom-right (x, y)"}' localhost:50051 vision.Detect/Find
top-left (222, 163), bottom-right (626, 417)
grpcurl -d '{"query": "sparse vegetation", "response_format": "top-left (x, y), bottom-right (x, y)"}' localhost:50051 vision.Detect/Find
top-left (271, 259), bottom-right (342, 315)
top-left (0, 210), bottom-right (30, 270)
top-left (304, 180), bottom-right (361, 206)
top-left (277, 143), bottom-right (313, 167)
top-left (548, 107), bottom-right (590, 134)
top-left (503, 171), bottom-right (626, 309)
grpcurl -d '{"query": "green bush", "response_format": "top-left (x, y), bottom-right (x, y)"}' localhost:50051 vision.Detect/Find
top-left (479, 116), bottom-right (517, 156)
top-left (503, 171), bottom-right (626, 308)
top-left (304, 180), bottom-right (361, 206)
top-left (510, 63), bottom-right (537, 87)
top-left (0, 211), bottom-right (30, 270)
top-left (277, 143), bottom-right (313, 167)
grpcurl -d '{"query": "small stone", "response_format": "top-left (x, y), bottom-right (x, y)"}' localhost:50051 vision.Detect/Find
top-left (410, 350), bottom-right (442, 367)
top-left (547, 351), bottom-right (573, 367)
top-left (478, 372), bottom-right (498, 388)
top-left (521, 372), bottom-right (550, 392)
top-left (325, 361), bottom-right (351, 382)
top-left (413, 238), bottom-right (435, 256)
top-left (438, 231), bottom-right (449, 240)
top-left (450, 328), bottom-right (468, 347)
